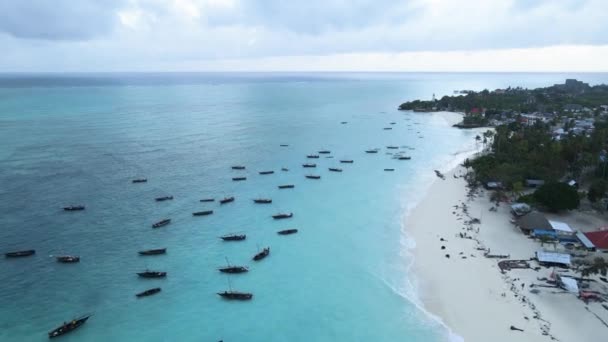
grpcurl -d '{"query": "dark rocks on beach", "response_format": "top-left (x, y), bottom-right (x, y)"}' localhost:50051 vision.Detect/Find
top-left (441, 246), bottom-right (446, 250)
top-left (445, 254), bottom-right (450, 258)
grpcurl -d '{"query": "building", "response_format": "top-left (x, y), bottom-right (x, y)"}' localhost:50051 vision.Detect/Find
top-left (548, 220), bottom-right (575, 237)
top-left (584, 229), bottom-right (608, 251)
top-left (525, 179), bottom-right (545, 188)
top-left (536, 250), bottom-right (571, 267)
top-left (516, 211), bottom-right (552, 234)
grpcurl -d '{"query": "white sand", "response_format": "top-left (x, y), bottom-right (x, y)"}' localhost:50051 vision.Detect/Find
top-left (406, 166), bottom-right (608, 342)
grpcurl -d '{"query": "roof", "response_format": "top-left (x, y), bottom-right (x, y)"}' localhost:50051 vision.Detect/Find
top-left (549, 220), bottom-right (574, 233)
top-left (536, 251), bottom-right (571, 266)
top-left (584, 230), bottom-right (608, 249)
top-left (516, 212), bottom-right (552, 231)
top-left (576, 231), bottom-right (595, 249)
top-left (559, 276), bottom-right (579, 294)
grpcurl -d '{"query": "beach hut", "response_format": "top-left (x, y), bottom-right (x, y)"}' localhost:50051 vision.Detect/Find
top-left (548, 220), bottom-right (575, 238)
top-left (575, 231), bottom-right (596, 251)
top-left (516, 211), bottom-right (552, 234)
top-left (583, 229), bottom-right (608, 251)
top-left (536, 251), bottom-right (571, 268)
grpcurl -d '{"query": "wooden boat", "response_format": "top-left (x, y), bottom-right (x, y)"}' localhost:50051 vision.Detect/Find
top-left (132, 179), bottom-right (147, 183)
top-left (136, 287), bottom-right (161, 298)
top-left (253, 198), bottom-right (272, 204)
top-left (340, 160), bottom-right (354, 163)
top-left (305, 175), bottom-right (321, 179)
top-left (220, 197), bottom-right (235, 204)
top-left (384, 168), bottom-right (395, 171)
top-left (277, 229), bottom-right (298, 235)
top-left (328, 168), bottom-right (342, 172)
top-left (383, 127), bottom-right (392, 130)
top-left (48, 315), bottom-right (91, 339)
top-left (253, 247), bottom-right (270, 261)
top-left (155, 196), bottom-right (173, 202)
top-left (193, 210), bottom-right (213, 216)
top-left (278, 184), bottom-right (295, 189)
top-left (280, 144), bottom-right (289, 147)
top-left (386, 146), bottom-right (399, 149)
top-left (56, 256), bottom-right (80, 263)
top-left (217, 291), bottom-right (253, 300)
top-left (220, 234), bottom-right (246, 241)
top-left (232, 177), bottom-right (247, 181)
top-left (138, 248), bottom-right (166, 256)
top-left (218, 265), bottom-right (248, 274)
top-left (231, 166), bottom-right (246, 170)
top-left (63, 205), bottom-right (85, 211)
top-left (200, 198), bottom-right (215, 202)
top-left (302, 163), bottom-right (316, 168)
top-left (318, 150), bottom-right (331, 154)
top-left (137, 270), bottom-right (167, 278)
top-left (5, 249), bottom-right (35, 258)
top-left (365, 149), bottom-right (379, 154)
top-left (307, 155), bottom-right (319, 159)
top-left (272, 213), bottom-right (293, 219)
top-left (259, 171), bottom-right (274, 175)
top-left (152, 219), bottom-right (171, 228)
top-left (397, 156), bottom-right (411, 160)
top-left (390, 122), bottom-right (396, 125)
top-left (281, 168), bottom-right (289, 171)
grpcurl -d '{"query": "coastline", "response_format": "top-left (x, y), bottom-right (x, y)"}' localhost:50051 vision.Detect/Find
top-left (405, 164), bottom-right (608, 341)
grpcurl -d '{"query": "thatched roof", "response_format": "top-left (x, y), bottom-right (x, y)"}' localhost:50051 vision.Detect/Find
top-left (516, 211), bottom-right (551, 231)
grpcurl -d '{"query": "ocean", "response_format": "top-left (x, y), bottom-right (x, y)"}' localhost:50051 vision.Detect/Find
top-left (1, 72), bottom-right (607, 342)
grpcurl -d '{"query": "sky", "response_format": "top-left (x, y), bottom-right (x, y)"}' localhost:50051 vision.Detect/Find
top-left (1, 0), bottom-right (608, 72)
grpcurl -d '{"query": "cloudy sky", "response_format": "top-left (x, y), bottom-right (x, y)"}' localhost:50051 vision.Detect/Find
top-left (1, 0), bottom-right (607, 72)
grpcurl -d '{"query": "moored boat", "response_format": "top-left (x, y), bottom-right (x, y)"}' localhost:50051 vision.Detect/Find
top-left (136, 287), bottom-right (161, 298)
top-left (341, 121), bottom-right (348, 124)
top-left (272, 213), bottom-right (293, 219)
top-left (305, 175), bottom-right (321, 179)
top-left (155, 196), bottom-right (173, 202)
top-left (218, 265), bottom-right (249, 274)
top-left (220, 196), bottom-right (235, 204)
top-left (56, 256), bottom-right (80, 263)
top-left (138, 248), bottom-right (166, 256)
top-left (328, 168), bottom-right (342, 172)
top-left (340, 160), bottom-right (354, 163)
top-left (5, 249), bottom-right (35, 258)
top-left (280, 144), bottom-right (289, 147)
top-left (253, 198), bottom-right (272, 204)
top-left (200, 198), bottom-right (215, 202)
top-left (302, 163), bottom-right (316, 168)
top-left (63, 205), bottom-right (85, 211)
top-left (48, 315), bottom-right (91, 339)
top-left (152, 219), bottom-right (171, 228)
top-left (232, 177), bottom-right (247, 181)
top-left (281, 168), bottom-right (289, 171)
top-left (307, 155), bottom-right (319, 159)
top-left (220, 234), bottom-right (246, 241)
top-left (384, 168), bottom-right (395, 171)
top-left (193, 210), bottom-right (213, 216)
top-left (365, 149), bottom-right (379, 154)
top-left (318, 150), bottom-right (331, 154)
top-left (137, 270), bottom-right (167, 278)
top-left (132, 178), bottom-right (147, 183)
top-left (259, 171), bottom-right (274, 175)
top-left (253, 247), bottom-right (270, 261)
top-left (278, 184), bottom-right (295, 189)
top-left (217, 291), bottom-right (253, 300)
top-left (386, 146), bottom-right (399, 149)
top-left (277, 229), bottom-right (298, 235)
top-left (231, 166), bottom-right (246, 170)
top-left (383, 127), bottom-right (392, 130)
top-left (397, 156), bottom-right (411, 160)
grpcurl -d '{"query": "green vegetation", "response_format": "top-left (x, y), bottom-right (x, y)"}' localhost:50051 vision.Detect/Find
top-left (533, 182), bottom-right (580, 212)
top-left (581, 257), bottom-right (608, 277)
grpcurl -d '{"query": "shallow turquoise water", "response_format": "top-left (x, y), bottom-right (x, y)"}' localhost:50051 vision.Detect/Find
top-left (1, 72), bottom-right (607, 341)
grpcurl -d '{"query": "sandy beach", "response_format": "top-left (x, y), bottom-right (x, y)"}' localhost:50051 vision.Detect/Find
top-left (407, 165), bottom-right (608, 342)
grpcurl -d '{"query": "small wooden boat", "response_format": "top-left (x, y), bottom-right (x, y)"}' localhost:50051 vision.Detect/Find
top-left (138, 248), bottom-right (166, 256)
top-left (56, 256), bottom-right (80, 263)
top-left (341, 121), bottom-right (348, 124)
top-left (390, 122), bottom-right (396, 125)
top-left (281, 168), bottom-right (289, 171)
top-left (302, 163), bottom-right (316, 168)
top-left (218, 264), bottom-right (249, 274)
top-left (220, 197), bottom-right (235, 204)
top-left (307, 155), bottom-right (319, 159)
top-left (63, 205), bottom-right (85, 211)
top-left (328, 168), bottom-right (342, 172)
top-left (365, 149), bottom-right (379, 154)
top-left (340, 160), bottom-right (354, 163)
top-left (220, 234), bottom-right (246, 241)
top-left (200, 198), bottom-right (215, 202)
top-left (280, 144), bottom-right (289, 147)
top-left (253, 199), bottom-right (272, 204)
top-left (278, 184), bottom-right (295, 189)
top-left (305, 175), bottom-right (321, 179)
top-left (137, 270), bottom-right (167, 278)
top-left (383, 127), bottom-right (392, 130)
top-left (136, 287), bottom-right (161, 298)
top-left (386, 146), bottom-right (399, 149)
top-left (155, 196), bottom-right (173, 202)
top-left (5, 250), bottom-right (35, 258)
top-left (397, 156), bottom-right (411, 160)
top-left (217, 291), bottom-right (252, 300)
top-left (132, 179), bottom-right (147, 183)
top-left (259, 171), bottom-right (274, 175)
top-left (48, 315), bottom-right (91, 339)
top-left (193, 210), bottom-right (213, 216)
top-left (272, 213), bottom-right (293, 219)
top-left (278, 229), bottom-right (298, 235)
top-left (152, 219), bottom-right (171, 228)
top-left (253, 247), bottom-right (270, 261)
top-left (231, 166), bottom-right (246, 170)
top-left (318, 150), bottom-right (331, 154)
top-left (384, 168), bottom-right (395, 172)
top-left (326, 156), bottom-right (334, 159)
top-left (232, 177), bottom-right (247, 181)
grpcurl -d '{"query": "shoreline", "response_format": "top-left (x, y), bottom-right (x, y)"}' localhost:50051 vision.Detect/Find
top-left (404, 163), bottom-right (608, 341)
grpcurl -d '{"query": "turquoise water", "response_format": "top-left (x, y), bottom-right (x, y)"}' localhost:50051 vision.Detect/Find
top-left (1, 72), bottom-right (607, 342)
